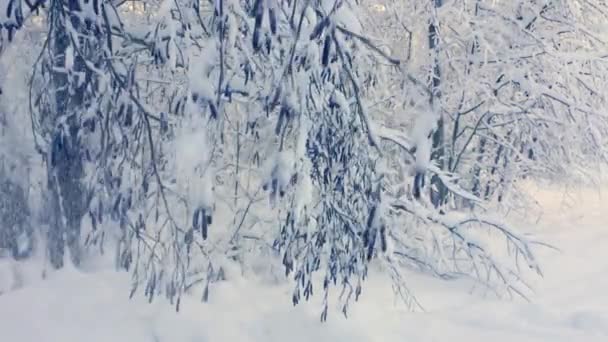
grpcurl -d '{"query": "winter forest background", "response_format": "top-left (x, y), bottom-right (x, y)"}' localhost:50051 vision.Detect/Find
top-left (0, 0), bottom-right (608, 339)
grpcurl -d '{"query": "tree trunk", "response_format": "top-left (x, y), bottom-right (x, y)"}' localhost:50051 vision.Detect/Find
top-left (47, 0), bottom-right (93, 268)
top-left (428, 0), bottom-right (448, 207)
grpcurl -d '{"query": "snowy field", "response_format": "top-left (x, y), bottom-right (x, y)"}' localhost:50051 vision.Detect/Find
top-left (0, 181), bottom-right (606, 342)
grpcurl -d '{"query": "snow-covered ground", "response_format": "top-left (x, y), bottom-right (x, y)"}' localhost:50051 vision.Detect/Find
top-left (0, 181), bottom-right (607, 342)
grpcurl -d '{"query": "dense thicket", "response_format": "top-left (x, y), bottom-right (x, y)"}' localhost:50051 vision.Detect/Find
top-left (1, 0), bottom-right (606, 319)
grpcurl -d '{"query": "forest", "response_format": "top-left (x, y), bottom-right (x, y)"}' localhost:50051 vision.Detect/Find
top-left (0, 1), bottom-right (607, 339)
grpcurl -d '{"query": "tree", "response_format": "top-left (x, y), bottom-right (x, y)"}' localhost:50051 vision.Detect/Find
top-left (365, 0), bottom-right (608, 202)
top-left (4, 0), bottom-right (607, 320)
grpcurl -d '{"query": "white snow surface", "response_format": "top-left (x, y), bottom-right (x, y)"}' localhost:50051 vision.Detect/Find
top-left (0, 181), bottom-right (607, 341)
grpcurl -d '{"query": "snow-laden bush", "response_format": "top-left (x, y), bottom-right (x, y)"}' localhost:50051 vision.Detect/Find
top-left (0, 0), bottom-right (606, 320)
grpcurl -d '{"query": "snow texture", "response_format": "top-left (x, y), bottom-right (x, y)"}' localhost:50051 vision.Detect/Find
top-left (1, 182), bottom-right (607, 342)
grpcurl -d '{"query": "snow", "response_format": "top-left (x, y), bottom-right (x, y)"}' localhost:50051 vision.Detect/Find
top-left (1, 181), bottom-right (607, 341)
top-left (274, 151), bottom-right (294, 190)
top-left (412, 108), bottom-right (437, 172)
top-left (331, 89), bottom-right (350, 114)
top-left (65, 44), bottom-right (74, 71)
top-left (293, 169), bottom-right (312, 222)
top-left (1, 1), bottom-right (608, 339)
top-left (189, 52), bottom-right (216, 102)
top-left (173, 124), bottom-right (214, 210)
